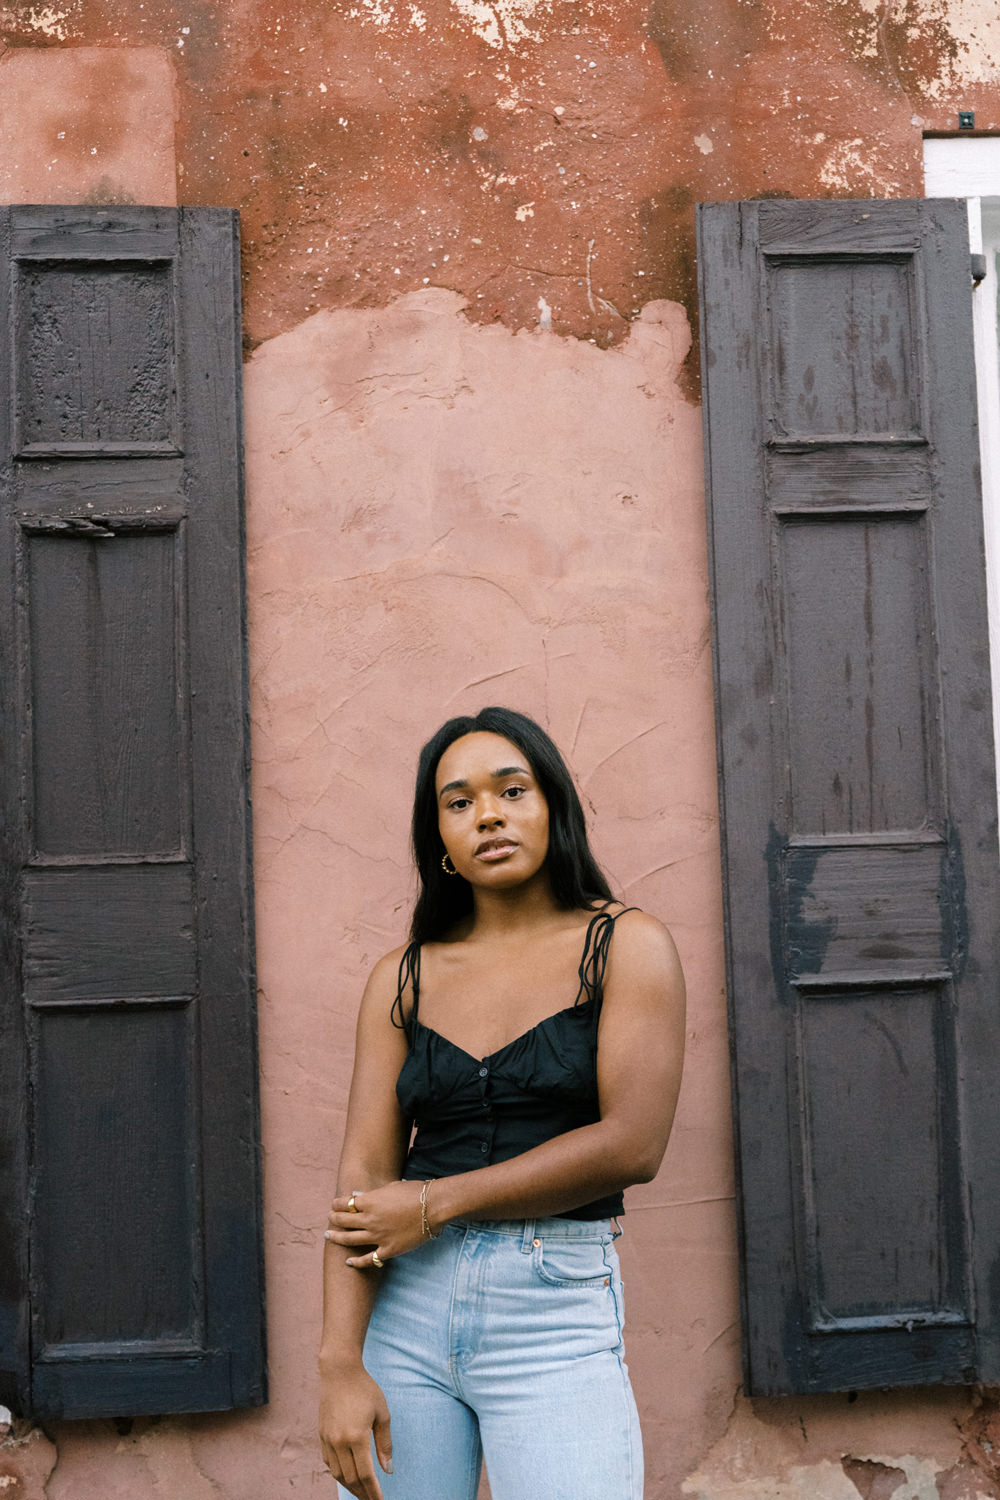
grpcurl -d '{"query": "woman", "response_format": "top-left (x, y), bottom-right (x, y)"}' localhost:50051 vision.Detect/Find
top-left (319, 707), bottom-right (685, 1500)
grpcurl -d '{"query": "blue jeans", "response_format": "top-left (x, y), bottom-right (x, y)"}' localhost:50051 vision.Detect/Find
top-left (338, 1216), bottom-right (643, 1500)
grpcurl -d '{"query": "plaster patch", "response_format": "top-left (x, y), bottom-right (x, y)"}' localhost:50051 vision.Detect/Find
top-left (447, 0), bottom-right (553, 49)
top-left (683, 1457), bottom-right (865, 1500)
top-left (352, 0), bottom-right (394, 27)
top-left (933, 0), bottom-right (1000, 88)
top-left (683, 1452), bottom-right (947, 1500)
top-left (818, 139), bottom-right (902, 195)
top-left (842, 0), bottom-right (1000, 94)
top-left (847, 1454), bottom-right (944, 1500)
top-left (0, 1423), bottom-right (57, 1500)
top-left (0, 4), bottom-right (74, 37)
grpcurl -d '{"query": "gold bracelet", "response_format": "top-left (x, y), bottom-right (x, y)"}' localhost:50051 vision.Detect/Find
top-left (420, 1179), bottom-right (440, 1240)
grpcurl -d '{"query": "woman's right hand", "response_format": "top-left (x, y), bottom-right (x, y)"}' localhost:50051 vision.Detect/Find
top-left (319, 1363), bottom-right (394, 1500)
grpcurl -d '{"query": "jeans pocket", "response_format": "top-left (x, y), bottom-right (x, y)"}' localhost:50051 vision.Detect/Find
top-left (532, 1238), bottom-right (613, 1289)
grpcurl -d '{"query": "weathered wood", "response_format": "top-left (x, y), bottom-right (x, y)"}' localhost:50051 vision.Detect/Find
top-left (25, 529), bottom-right (185, 857)
top-left (0, 206), bottom-right (265, 1419)
top-left (797, 984), bottom-right (966, 1329)
top-left (784, 843), bottom-right (946, 977)
top-left (0, 204), bottom-right (28, 1418)
top-left (31, 1004), bottom-right (197, 1348)
top-left (15, 259), bottom-right (180, 456)
top-left (23, 867), bottom-right (195, 1002)
top-left (765, 444), bottom-right (930, 508)
top-left (698, 199), bottom-right (1000, 1394)
top-left (12, 209), bottom-right (177, 260)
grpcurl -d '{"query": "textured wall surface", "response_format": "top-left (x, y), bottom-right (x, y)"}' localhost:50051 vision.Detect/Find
top-left (4, 4), bottom-right (1000, 1497)
top-left (2, 0), bottom-right (998, 360)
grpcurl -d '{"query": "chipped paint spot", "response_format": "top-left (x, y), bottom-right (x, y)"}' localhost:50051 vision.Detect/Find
top-left (694, 133), bottom-right (714, 154)
top-left (353, 0), bottom-right (394, 28)
top-left (683, 1457), bottom-right (868, 1499)
top-left (514, 200), bottom-right (534, 220)
top-left (0, 3), bottom-right (73, 37)
top-left (926, 0), bottom-right (1000, 88)
top-left (537, 294), bottom-right (552, 327)
top-left (683, 1452), bottom-right (949, 1500)
top-left (818, 138), bottom-right (902, 195)
top-left (447, 0), bottom-right (550, 49)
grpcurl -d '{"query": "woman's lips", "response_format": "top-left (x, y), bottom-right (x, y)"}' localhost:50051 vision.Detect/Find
top-left (474, 840), bottom-right (519, 861)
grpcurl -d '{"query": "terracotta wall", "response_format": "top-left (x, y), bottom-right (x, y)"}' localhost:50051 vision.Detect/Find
top-left (4, 5), bottom-right (1000, 1497)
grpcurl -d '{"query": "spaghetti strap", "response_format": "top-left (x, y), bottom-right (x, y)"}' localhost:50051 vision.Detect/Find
top-left (574, 906), bottom-right (637, 1009)
top-left (390, 941), bottom-right (421, 1033)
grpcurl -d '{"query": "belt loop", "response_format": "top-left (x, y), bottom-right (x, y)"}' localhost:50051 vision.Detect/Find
top-left (521, 1219), bottom-right (536, 1253)
top-left (610, 1215), bottom-right (623, 1240)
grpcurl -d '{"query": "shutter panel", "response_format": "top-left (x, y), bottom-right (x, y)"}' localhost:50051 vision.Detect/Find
top-left (698, 199), bottom-right (1000, 1394)
top-left (0, 207), bottom-right (265, 1418)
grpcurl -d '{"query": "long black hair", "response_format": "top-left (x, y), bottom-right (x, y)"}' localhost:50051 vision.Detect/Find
top-left (409, 706), bottom-right (614, 944)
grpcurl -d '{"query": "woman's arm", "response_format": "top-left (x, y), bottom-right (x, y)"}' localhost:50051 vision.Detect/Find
top-left (318, 950), bottom-right (411, 1500)
top-left (329, 910), bottom-right (685, 1262)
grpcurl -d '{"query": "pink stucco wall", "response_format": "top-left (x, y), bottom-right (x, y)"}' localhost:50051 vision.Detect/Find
top-left (242, 287), bottom-right (726, 1497)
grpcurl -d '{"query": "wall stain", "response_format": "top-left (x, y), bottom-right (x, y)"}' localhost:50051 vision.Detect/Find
top-left (842, 1456), bottom-right (908, 1500)
top-left (0, 0), bottom-right (987, 359)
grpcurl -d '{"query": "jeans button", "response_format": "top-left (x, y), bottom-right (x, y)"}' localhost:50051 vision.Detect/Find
top-left (532, 1238), bottom-right (541, 1247)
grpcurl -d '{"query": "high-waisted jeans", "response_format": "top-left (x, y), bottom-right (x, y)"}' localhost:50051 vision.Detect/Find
top-left (337, 1215), bottom-right (643, 1500)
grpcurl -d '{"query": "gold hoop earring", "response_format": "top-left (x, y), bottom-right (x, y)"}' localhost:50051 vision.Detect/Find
top-left (441, 853), bottom-right (458, 876)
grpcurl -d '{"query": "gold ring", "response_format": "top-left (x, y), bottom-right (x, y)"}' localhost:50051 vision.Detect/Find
top-left (347, 1194), bottom-right (359, 1213)
top-left (371, 1251), bottom-right (384, 1268)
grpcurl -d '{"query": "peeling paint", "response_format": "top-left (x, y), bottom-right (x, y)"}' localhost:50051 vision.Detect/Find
top-left (447, 0), bottom-right (552, 49)
top-left (0, 4), bottom-right (74, 38)
top-left (679, 1390), bottom-right (977, 1500)
top-left (0, 1420), bottom-right (57, 1500)
top-left (819, 137), bottom-right (905, 195)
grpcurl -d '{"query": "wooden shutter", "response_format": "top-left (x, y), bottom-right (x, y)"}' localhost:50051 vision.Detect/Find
top-left (0, 207), bottom-right (265, 1418)
top-left (698, 199), bottom-right (1000, 1394)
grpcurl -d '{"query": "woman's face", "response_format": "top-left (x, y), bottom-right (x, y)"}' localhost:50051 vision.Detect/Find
top-left (435, 731), bottom-right (550, 890)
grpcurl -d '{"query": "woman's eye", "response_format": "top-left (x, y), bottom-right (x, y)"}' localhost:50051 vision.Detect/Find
top-left (448, 797), bottom-right (471, 811)
top-left (502, 785), bottom-right (526, 799)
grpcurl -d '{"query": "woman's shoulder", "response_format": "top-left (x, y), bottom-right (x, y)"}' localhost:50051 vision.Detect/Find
top-left (588, 900), bottom-right (666, 934)
top-left (603, 905), bottom-right (683, 978)
top-left (361, 942), bottom-right (416, 1001)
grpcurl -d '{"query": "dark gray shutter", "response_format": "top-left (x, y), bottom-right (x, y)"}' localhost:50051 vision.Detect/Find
top-left (698, 199), bottom-right (1000, 1394)
top-left (0, 207), bottom-right (265, 1418)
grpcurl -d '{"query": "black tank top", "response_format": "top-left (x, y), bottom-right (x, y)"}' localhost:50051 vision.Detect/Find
top-left (391, 907), bottom-right (634, 1220)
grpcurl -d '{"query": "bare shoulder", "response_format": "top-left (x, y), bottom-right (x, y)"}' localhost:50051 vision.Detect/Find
top-left (366, 943), bottom-right (410, 991)
top-left (355, 942), bottom-right (411, 1024)
top-left (612, 908), bottom-right (682, 964)
top-left (605, 908), bottom-right (685, 1000)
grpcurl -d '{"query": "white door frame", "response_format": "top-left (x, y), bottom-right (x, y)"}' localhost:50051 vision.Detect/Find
top-left (925, 136), bottom-right (1000, 816)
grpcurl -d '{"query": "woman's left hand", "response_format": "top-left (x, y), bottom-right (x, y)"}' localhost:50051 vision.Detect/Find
top-left (325, 1180), bottom-right (428, 1269)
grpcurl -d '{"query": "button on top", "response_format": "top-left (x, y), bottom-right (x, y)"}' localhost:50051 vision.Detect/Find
top-left (480, 1143), bottom-right (488, 1153)
top-left (478, 1066), bottom-right (488, 1078)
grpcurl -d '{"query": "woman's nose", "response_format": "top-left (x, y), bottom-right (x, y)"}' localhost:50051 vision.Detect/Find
top-left (477, 800), bottom-right (504, 829)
